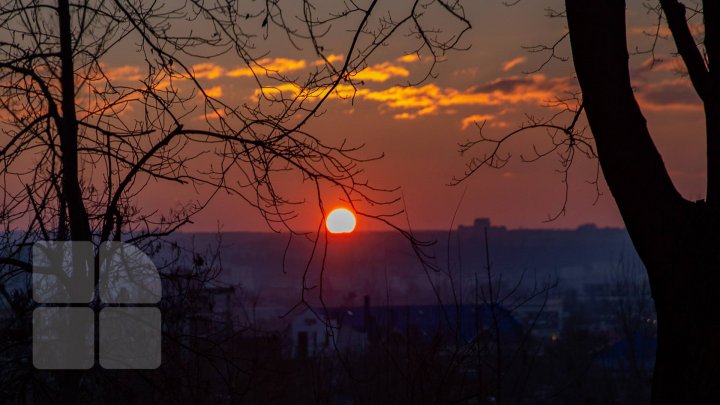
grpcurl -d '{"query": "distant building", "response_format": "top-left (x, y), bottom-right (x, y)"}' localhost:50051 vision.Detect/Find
top-left (287, 298), bottom-right (525, 359)
top-left (458, 217), bottom-right (507, 235)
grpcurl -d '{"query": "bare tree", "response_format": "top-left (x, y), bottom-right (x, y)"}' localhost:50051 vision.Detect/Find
top-left (0, 0), bottom-right (470, 402)
top-left (468, 228), bottom-right (555, 404)
top-left (458, 1), bottom-right (720, 403)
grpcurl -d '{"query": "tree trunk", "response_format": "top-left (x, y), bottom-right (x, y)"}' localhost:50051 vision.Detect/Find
top-left (57, 0), bottom-right (91, 241)
top-left (56, 0), bottom-right (92, 402)
top-left (566, 1), bottom-right (720, 403)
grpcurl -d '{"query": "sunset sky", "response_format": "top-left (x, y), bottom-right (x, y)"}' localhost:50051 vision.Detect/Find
top-left (100, 1), bottom-right (706, 232)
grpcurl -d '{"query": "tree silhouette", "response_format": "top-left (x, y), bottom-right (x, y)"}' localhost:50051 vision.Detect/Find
top-left (568, 2), bottom-right (718, 403)
top-left (459, 1), bottom-right (719, 403)
top-left (0, 0), bottom-right (469, 402)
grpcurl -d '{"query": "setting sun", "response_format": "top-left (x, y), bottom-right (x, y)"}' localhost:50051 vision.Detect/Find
top-left (326, 208), bottom-right (357, 234)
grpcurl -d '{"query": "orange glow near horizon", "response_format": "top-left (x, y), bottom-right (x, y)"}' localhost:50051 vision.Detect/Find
top-left (326, 208), bottom-right (357, 234)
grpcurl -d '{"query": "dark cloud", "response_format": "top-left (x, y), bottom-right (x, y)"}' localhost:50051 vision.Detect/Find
top-left (470, 76), bottom-right (535, 93)
top-left (640, 80), bottom-right (701, 109)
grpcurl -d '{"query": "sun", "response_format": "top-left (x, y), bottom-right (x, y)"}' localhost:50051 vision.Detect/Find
top-left (326, 208), bottom-right (357, 234)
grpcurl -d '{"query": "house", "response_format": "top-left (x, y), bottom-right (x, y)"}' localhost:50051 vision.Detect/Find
top-left (288, 308), bottom-right (336, 358)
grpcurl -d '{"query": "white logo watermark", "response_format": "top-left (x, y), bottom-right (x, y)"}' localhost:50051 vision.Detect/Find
top-left (32, 241), bottom-right (161, 369)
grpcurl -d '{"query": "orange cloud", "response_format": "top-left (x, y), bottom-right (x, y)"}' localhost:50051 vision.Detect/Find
top-left (198, 109), bottom-right (226, 121)
top-left (315, 54), bottom-right (345, 66)
top-left (228, 57), bottom-right (307, 77)
top-left (192, 63), bottom-right (225, 80)
top-left (363, 84), bottom-right (441, 110)
top-left (502, 57), bottom-right (526, 72)
top-left (105, 65), bottom-right (143, 81)
top-left (461, 114), bottom-right (495, 130)
top-left (255, 83), bottom-right (365, 101)
top-left (168, 60), bottom-right (577, 124)
top-left (226, 68), bottom-right (252, 77)
top-left (105, 55), bottom-right (413, 91)
top-left (358, 74), bottom-right (566, 120)
top-left (204, 86), bottom-right (223, 98)
top-left (352, 62), bottom-right (410, 82)
top-left (254, 83), bottom-right (302, 99)
top-left (394, 112), bottom-right (415, 120)
top-left (397, 54), bottom-right (420, 63)
top-left (327, 54), bottom-right (344, 63)
top-left (290, 74), bottom-right (575, 122)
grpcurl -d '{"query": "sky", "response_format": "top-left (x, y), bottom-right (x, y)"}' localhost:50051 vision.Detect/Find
top-left (85, 1), bottom-right (708, 232)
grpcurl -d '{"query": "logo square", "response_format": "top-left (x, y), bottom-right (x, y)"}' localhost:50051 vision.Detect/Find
top-left (99, 307), bottom-right (162, 369)
top-left (32, 241), bottom-right (94, 303)
top-left (33, 307), bottom-right (94, 369)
